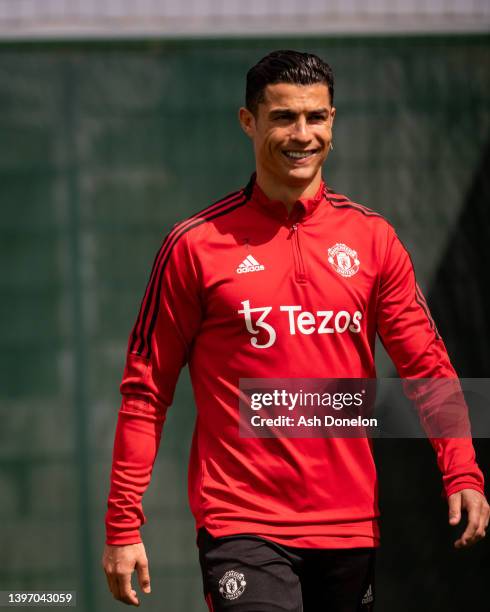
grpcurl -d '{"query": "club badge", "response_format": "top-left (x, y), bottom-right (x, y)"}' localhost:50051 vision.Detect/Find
top-left (328, 243), bottom-right (360, 277)
top-left (219, 570), bottom-right (247, 600)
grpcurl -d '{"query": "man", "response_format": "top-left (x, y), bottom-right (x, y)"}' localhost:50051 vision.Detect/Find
top-left (102, 50), bottom-right (489, 610)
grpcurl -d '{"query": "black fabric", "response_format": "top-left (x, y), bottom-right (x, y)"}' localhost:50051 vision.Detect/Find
top-left (198, 528), bottom-right (376, 612)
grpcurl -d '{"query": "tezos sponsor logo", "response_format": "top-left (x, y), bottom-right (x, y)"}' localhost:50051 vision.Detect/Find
top-left (328, 243), bottom-right (360, 277)
top-left (219, 570), bottom-right (247, 600)
top-left (238, 300), bottom-right (362, 349)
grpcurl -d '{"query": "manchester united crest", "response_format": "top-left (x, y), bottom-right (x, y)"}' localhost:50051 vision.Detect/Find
top-left (328, 243), bottom-right (360, 277)
top-left (219, 570), bottom-right (247, 600)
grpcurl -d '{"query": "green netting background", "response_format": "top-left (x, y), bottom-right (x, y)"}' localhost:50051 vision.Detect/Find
top-left (0, 36), bottom-right (489, 612)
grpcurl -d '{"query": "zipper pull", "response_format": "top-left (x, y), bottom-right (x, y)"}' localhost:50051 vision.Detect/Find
top-left (288, 223), bottom-right (298, 239)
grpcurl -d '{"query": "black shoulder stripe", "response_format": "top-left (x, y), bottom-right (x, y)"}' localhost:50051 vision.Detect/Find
top-left (174, 188), bottom-right (244, 229)
top-left (415, 284), bottom-right (441, 340)
top-left (142, 195), bottom-right (249, 358)
top-left (172, 172), bottom-right (254, 230)
top-left (326, 183), bottom-right (442, 342)
top-left (329, 201), bottom-right (383, 218)
top-left (129, 190), bottom-right (246, 355)
top-left (323, 186), bottom-right (382, 218)
top-left (395, 236), bottom-right (442, 342)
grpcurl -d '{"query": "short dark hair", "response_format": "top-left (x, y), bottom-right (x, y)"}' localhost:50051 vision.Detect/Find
top-left (245, 50), bottom-right (334, 117)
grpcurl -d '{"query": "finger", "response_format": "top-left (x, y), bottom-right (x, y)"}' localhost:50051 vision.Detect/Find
top-left (476, 508), bottom-right (487, 540)
top-left (107, 572), bottom-right (121, 600)
top-left (104, 571), bottom-right (113, 594)
top-left (136, 559), bottom-right (151, 594)
top-left (448, 494), bottom-right (462, 525)
top-left (117, 572), bottom-right (140, 606)
top-left (484, 503), bottom-right (490, 529)
top-left (475, 508), bottom-right (488, 541)
top-left (456, 502), bottom-right (481, 548)
top-left (458, 518), bottom-right (486, 549)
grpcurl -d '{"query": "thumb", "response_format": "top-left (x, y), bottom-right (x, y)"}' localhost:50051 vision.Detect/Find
top-left (136, 558), bottom-right (151, 594)
top-left (448, 493), bottom-right (462, 525)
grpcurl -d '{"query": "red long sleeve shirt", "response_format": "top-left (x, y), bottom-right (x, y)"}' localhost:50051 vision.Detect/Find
top-left (105, 174), bottom-right (484, 548)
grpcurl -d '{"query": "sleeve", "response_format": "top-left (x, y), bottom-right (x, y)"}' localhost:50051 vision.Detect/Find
top-left (376, 224), bottom-right (484, 498)
top-left (105, 228), bottom-right (202, 545)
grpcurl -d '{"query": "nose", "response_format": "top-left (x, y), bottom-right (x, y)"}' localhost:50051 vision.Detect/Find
top-left (291, 117), bottom-right (310, 142)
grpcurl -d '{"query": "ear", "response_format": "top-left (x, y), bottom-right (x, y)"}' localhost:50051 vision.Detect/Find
top-left (330, 106), bottom-right (336, 127)
top-left (238, 107), bottom-right (256, 139)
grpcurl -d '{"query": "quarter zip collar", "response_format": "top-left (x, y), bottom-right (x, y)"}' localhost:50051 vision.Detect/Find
top-left (246, 172), bottom-right (325, 224)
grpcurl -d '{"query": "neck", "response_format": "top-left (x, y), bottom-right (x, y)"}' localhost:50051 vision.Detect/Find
top-left (255, 170), bottom-right (322, 213)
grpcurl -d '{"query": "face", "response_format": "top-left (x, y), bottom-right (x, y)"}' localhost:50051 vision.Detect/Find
top-left (239, 82), bottom-right (335, 188)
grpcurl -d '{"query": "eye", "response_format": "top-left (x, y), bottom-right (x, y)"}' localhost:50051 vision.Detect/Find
top-left (309, 114), bottom-right (327, 122)
top-left (271, 112), bottom-right (295, 122)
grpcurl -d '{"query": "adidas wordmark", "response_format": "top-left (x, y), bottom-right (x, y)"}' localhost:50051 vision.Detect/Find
top-left (362, 584), bottom-right (373, 605)
top-left (236, 255), bottom-right (265, 274)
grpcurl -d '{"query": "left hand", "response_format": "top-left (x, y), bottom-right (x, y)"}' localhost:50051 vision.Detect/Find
top-left (448, 488), bottom-right (490, 549)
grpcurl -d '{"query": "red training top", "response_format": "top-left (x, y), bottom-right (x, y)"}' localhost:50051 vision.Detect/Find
top-left (105, 174), bottom-right (484, 549)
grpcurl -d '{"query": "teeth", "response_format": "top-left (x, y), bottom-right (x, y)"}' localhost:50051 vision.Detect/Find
top-left (284, 151), bottom-right (315, 159)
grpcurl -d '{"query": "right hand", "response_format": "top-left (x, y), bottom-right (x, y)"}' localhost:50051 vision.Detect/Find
top-left (102, 542), bottom-right (151, 606)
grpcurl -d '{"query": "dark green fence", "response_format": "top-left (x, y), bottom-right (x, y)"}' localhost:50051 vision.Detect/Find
top-left (0, 36), bottom-right (488, 612)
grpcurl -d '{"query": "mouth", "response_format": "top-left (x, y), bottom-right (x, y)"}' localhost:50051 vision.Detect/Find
top-left (282, 149), bottom-right (320, 162)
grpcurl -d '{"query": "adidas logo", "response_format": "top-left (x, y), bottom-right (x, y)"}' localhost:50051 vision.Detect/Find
top-left (236, 255), bottom-right (265, 274)
top-left (361, 584), bottom-right (373, 605)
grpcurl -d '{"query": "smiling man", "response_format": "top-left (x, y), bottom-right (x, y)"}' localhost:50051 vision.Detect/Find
top-left (102, 50), bottom-right (488, 611)
top-left (239, 79), bottom-right (335, 205)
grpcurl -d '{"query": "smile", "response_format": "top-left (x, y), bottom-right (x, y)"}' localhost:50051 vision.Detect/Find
top-left (282, 149), bottom-right (319, 160)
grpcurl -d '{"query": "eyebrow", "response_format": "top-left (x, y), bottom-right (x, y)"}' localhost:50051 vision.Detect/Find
top-left (268, 108), bottom-right (330, 118)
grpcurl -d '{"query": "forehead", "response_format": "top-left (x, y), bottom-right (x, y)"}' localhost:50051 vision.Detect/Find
top-left (262, 82), bottom-right (331, 110)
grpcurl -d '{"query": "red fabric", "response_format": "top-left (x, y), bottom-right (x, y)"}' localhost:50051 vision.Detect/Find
top-left (105, 175), bottom-right (484, 547)
top-left (205, 593), bottom-right (214, 612)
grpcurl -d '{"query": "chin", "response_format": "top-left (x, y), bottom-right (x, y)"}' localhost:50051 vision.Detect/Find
top-left (285, 166), bottom-right (320, 184)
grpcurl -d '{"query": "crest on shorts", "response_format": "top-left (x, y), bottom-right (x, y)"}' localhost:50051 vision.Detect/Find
top-left (219, 569), bottom-right (247, 600)
top-left (328, 243), bottom-right (360, 277)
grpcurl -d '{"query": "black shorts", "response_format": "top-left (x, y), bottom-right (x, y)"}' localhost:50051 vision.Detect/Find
top-left (198, 528), bottom-right (376, 612)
